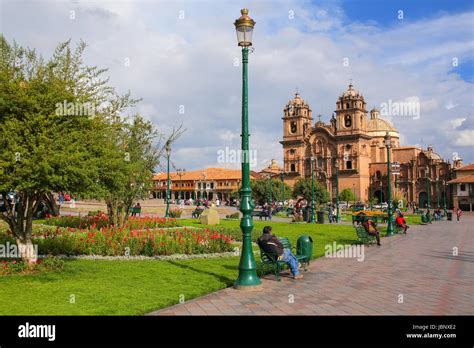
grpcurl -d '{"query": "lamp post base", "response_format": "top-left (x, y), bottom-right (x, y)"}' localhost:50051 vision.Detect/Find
top-left (234, 283), bottom-right (263, 291)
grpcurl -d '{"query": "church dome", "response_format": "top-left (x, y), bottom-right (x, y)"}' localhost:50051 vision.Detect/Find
top-left (341, 83), bottom-right (361, 98)
top-left (367, 117), bottom-right (399, 138)
top-left (288, 91), bottom-right (307, 106)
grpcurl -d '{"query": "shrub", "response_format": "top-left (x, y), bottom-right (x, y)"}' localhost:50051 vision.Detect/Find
top-left (225, 212), bottom-right (240, 219)
top-left (168, 209), bottom-right (183, 218)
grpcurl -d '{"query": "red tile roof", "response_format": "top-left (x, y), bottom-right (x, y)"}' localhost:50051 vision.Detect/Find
top-left (448, 174), bottom-right (474, 184)
top-left (455, 163), bottom-right (474, 171)
top-left (153, 168), bottom-right (258, 181)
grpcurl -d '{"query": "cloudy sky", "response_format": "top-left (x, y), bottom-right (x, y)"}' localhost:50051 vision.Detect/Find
top-left (1, 0), bottom-right (473, 171)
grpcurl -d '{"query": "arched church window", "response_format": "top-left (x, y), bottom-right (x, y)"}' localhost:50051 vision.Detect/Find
top-left (290, 122), bottom-right (297, 134)
top-left (344, 115), bottom-right (352, 127)
top-left (346, 161), bottom-right (352, 170)
top-left (346, 103), bottom-right (349, 109)
top-left (376, 170), bottom-right (381, 179)
top-left (291, 164), bottom-right (296, 172)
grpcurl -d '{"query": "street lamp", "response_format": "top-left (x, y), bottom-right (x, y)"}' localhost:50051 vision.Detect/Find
top-left (165, 142), bottom-right (171, 218)
top-left (335, 159), bottom-right (340, 223)
top-left (176, 168), bottom-right (186, 201)
top-left (436, 177), bottom-right (440, 209)
top-left (310, 156), bottom-right (316, 223)
top-left (443, 180), bottom-right (447, 215)
top-left (233, 9), bottom-right (261, 289)
top-left (425, 168), bottom-right (431, 213)
top-left (384, 132), bottom-right (394, 236)
top-left (279, 171), bottom-right (286, 205)
top-left (267, 173), bottom-right (272, 206)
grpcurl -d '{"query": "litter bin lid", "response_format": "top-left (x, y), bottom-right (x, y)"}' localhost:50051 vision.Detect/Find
top-left (297, 234), bottom-right (313, 243)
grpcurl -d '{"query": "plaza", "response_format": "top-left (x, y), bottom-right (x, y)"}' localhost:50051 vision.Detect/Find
top-left (0, 0), bottom-right (473, 345)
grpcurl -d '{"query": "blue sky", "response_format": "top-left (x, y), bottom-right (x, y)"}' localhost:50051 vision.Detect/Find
top-left (1, 0), bottom-right (473, 170)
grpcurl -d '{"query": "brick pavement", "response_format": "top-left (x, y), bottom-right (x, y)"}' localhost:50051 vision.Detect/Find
top-left (148, 215), bottom-right (474, 315)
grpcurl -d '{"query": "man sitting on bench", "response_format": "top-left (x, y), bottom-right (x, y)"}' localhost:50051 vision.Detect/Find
top-left (395, 212), bottom-right (409, 234)
top-left (362, 218), bottom-right (381, 246)
top-left (257, 226), bottom-right (303, 280)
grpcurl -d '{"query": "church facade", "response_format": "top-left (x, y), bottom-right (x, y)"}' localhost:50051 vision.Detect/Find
top-left (280, 84), bottom-right (461, 208)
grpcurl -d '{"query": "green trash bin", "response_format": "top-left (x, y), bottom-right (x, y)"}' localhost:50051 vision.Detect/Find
top-left (421, 214), bottom-right (427, 223)
top-left (447, 212), bottom-right (452, 221)
top-left (297, 235), bottom-right (313, 262)
top-left (317, 210), bottom-right (325, 224)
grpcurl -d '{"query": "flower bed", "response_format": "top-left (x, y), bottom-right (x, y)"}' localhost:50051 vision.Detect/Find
top-left (45, 213), bottom-right (181, 230)
top-left (0, 226), bottom-right (234, 257)
top-left (0, 257), bottom-right (64, 276)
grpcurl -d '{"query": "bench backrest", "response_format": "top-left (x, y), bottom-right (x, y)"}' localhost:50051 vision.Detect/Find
top-left (278, 237), bottom-right (292, 250)
top-left (355, 226), bottom-right (368, 237)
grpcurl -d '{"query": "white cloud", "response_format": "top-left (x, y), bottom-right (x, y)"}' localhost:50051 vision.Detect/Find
top-left (453, 130), bottom-right (474, 147)
top-left (450, 118), bottom-right (466, 129)
top-left (1, 0), bottom-right (473, 169)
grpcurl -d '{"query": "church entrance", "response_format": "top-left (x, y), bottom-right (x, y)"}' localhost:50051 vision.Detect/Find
top-left (419, 192), bottom-right (428, 208)
top-left (373, 190), bottom-right (384, 203)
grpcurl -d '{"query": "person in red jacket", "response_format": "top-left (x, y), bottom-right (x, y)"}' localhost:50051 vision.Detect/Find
top-left (395, 212), bottom-right (409, 234)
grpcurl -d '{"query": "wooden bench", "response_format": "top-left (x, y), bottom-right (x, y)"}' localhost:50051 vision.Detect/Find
top-left (354, 225), bottom-right (377, 245)
top-left (258, 237), bottom-right (309, 281)
top-left (192, 208), bottom-right (204, 218)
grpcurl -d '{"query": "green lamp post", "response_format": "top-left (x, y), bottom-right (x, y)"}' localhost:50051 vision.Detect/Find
top-left (384, 132), bottom-right (394, 236)
top-left (267, 173), bottom-right (272, 205)
top-left (233, 9), bottom-right (261, 289)
top-left (176, 168), bottom-right (186, 201)
top-left (165, 142), bottom-right (171, 218)
top-left (436, 178), bottom-right (440, 209)
top-left (310, 156), bottom-right (316, 223)
top-left (443, 180), bottom-right (447, 215)
top-left (425, 167), bottom-right (431, 213)
top-left (335, 159), bottom-right (340, 223)
top-left (369, 176), bottom-right (373, 210)
top-left (279, 171), bottom-right (286, 204)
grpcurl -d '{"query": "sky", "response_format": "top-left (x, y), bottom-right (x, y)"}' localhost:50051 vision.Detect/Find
top-left (1, 0), bottom-right (473, 172)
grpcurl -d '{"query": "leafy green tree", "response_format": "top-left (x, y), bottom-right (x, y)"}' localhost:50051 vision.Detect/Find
top-left (292, 178), bottom-right (329, 205)
top-left (0, 37), bottom-right (167, 261)
top-left (0, 37), bottom-right (115, 263)
top-left (338, 188), bottom-right (356, 202)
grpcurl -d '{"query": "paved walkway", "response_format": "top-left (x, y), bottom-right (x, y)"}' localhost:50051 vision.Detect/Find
top-left (148, 216), bottom-right (473, 315)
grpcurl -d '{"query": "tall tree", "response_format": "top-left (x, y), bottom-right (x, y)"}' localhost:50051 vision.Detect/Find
top-left (0, 37), bottom-right (134, 263)
top-left (292, 178), bottom-right (330, 205)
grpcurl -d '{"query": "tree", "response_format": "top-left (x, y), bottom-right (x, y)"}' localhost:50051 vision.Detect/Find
top-left (292, 178), bottom-right (330, 205)
top-left (0, 37), bottom-right (116, 263)
top-left (339, 188), bottom-right (356, 202)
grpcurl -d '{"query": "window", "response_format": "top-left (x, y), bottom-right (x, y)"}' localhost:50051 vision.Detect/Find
top-left (317, 157), bottom-right (323, 169)
top-left (290, 149), bottom-right (296, 155)
top-left (291, 164), bottom-right (296, 172)
top-left (460, 184), bottom-right (466, 191)
top-left (290, 122), bottom-right (297, 134)
top-left (346, 161), bottom-right (352, 170)
top-left (344, 115), bottom-right (352, 127)
top-left (376, 170), bottom-right (381, 179)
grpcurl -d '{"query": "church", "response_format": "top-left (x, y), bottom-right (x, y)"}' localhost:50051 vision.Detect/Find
top-left (280, 83), bottom-right (461, 207)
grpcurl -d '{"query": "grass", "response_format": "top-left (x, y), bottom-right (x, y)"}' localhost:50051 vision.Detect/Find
top-left (0, 217), bottom-right (418, 315)
top-left (0, 257), bottom-right (240, 315)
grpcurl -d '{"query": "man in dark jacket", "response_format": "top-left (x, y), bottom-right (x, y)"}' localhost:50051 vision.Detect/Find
top-left (257, 226), bottom-right (303, 280)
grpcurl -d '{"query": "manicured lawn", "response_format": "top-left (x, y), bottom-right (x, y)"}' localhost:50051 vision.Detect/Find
top-left (0, 257), bottom-right (240, 315)
top-left (0, 218), bottom-right (411, 315)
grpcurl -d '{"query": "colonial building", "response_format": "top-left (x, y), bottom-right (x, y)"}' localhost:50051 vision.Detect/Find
top-left (280, 84), bottom-right (458, 208)
top-left (448, 163), bottom-right (474, 211)
top-left (151, 168), bottom-right (259, 201)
